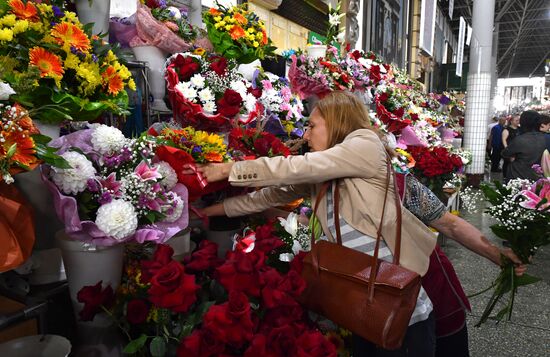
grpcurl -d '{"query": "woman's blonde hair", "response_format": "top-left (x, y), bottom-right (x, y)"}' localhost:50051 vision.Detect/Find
top-left (314, 91), bottom-right (374, 148)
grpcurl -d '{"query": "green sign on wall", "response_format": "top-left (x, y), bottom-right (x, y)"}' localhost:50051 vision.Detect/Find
top-left (308, 31), bottom-right (326, 45)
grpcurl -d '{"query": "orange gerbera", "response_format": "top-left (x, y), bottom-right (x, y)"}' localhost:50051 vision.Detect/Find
top-left (204, 152), bottom-right (223, 163)
top-left (8, 0), bottom-right (38, 21)
top-left (29, 47), bottom-right (64, 79)
top-left (1, 131), bottom-right (36, 167)
top-left (51, 22), bottom-right (91, 52)
top-left (230, 25), bottom-right (246, 40)
top-left (209, 8), bottom-right (221, 16)
top-left (102, 66), bottom-right (123, 95)
top-left (234, 13), bottom-right (248, 25)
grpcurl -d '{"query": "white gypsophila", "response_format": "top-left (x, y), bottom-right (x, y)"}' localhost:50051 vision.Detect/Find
top-left (190, 74), bottom-right (205, 89)
top-left (244, 93), bottom-right (257, 112)
top-left (203, 101), bottom-right (217, 113)
top-left (91, 124), bottom-right (126, 155)
top-left (198, 88), bottom-right (214, 102)
top-left (155, 161), bottom-right (178, 190)
top-left (0, 82), bottom-right (16, 100)
top-left (95, 199), bottom-right (138, 240)
top-left (2, 173), bottom-right (14, 184)
top-left (279, 253), bottom-right (294, 262)
top-left (230, 80), bottom-right (248, 99)
top-left (51, 151), bottom-right (96, 195)
top-left (162, 194), bottom-right (184, 223)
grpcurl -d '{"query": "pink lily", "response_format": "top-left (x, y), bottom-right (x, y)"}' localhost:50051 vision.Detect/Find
top-left (519, 181), bottom-right (550, 210)
top-left (134, 161), bottom-right (162, 181)
top-left (99, 173), bottom-right (122, 197)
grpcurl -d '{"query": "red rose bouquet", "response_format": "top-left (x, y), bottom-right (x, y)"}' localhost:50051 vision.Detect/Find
top-left (165, 52), bottom-right (257, 132)
top-left (228, 126), bottom-right (291, 160)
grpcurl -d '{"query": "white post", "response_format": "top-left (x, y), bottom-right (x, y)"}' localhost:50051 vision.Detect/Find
top-left (463, 0), bottom-right (496, 179)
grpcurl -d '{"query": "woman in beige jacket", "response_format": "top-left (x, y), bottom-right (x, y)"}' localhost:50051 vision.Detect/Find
top-left (184, 91), bottom-right (438, 356)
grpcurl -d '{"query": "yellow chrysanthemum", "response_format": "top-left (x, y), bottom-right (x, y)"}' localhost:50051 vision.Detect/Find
top-left (214, 16), bottom-right (222, 22)
top-left (225, 24), bottom-right (233, 31)
top-left (63, 53), bottom-right (80, 69)
top-left (104, 50), bottom-right (117, 64)
top-left (35, 3), bottom-right (53, 16)
top-left (12, 20), bottom-right (29, 35)
top-left (61, 11), bottom-right (78, 23)
top-left (1, 14), bottom-right (17, 27)
top-left (75, 62), bottom-right (101, 95)
top-left (252, 41), bottom-right (259, 48)
top-left (0, 28), bottom-right (14, 41)
top-left (28, 20), bottom-right (44, 33)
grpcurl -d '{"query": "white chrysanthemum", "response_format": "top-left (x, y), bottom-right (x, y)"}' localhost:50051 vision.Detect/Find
top-left (190, 74), bottom-right (205, 88)
top-left (91, 125), bottom-right (126, 155)
top-left (51, 151), bottom-right (96, 195)
top-left (155, 161), bottom-right (178, 190)
top-left (230, 80), bottom-right (248, 99)
top-left (162, 194), bottom-right (184, 223)
top-left (175, 81), bottom-right (190, 94)
top-left (203, 101), bottom-right (217, 113)
top-left (198, 88), bottom-right (214, 102)
top-left (181, 86), bottom-right (198, 100)
top-left (95, 199), bottom-right (138, 240)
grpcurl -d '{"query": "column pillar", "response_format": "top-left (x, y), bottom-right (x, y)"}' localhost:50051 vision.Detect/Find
top-left (188, 0), bottom-right (204, 28)
top-left (464, 0), bottom-right (496, 181)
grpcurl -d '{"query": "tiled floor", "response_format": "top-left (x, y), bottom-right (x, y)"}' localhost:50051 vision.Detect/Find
top-left (444, 171), bottom-right (550, 356)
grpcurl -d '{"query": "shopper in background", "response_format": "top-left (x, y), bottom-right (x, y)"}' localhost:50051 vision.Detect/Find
top-left (539, 114), bottom-right (550, 151)
top-left (501, 110), bottom-right (546, 180)
top-left (501, 114), bottom-right (520, 181)
top-left (488, 117), bottom-right (506, 172)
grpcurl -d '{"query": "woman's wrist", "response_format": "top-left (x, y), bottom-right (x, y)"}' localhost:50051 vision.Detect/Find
top-left (223, 162), bottom-right (234, 180)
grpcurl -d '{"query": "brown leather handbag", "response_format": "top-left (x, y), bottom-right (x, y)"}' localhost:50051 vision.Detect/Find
top-left (299, 161), bottom-right (421, 350)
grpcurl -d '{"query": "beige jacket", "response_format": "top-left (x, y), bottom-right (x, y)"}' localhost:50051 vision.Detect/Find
top-left (223, 129), bottom-right (437, 276)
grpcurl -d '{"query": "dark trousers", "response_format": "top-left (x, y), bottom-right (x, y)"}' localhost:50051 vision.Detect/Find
top-left (490, 147), bottom-right (502, 172)
top-left (435, 324), bottom-right (470, 357)
top-left (351, 313), bottom-right (436, 357)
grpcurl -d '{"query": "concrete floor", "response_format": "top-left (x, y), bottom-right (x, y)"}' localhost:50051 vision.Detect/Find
top-left (444, 171), bottom-right (550, 356)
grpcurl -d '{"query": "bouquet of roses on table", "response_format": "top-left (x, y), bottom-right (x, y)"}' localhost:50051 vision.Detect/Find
top-left (79, 233), bottom-right (337, 356)
top-left (202, 1), bottom-right (276, 64)
top-left (42, 124), bottom-right (189, 246)
top-left (228, 126), bottom-right (291, 161)
top-left (153, 125), bottom-right (231, 202)
top-left (165, 52), bottom-right (258, 132)
top-left (469, 151), bottom-right (550, 325)
top-left (374, 85), bottom-right (413, 133)
top-left (0, 0), bottom-right (134, 123)
top-left (347, 49), bottom-right (393, 87)
top-left (249, 70), bottom-right (305, 139)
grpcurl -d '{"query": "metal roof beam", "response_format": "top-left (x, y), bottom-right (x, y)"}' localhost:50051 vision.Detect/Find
top-left (496, 0), bottom-right (519, 22)
top-left (529, 50), bottom-right (550, 76)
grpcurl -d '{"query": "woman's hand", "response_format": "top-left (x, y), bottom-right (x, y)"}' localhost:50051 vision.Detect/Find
top-left (182, 163), bottom-right (234, 183)
top-left (500, 248), bottom-right (527, 276)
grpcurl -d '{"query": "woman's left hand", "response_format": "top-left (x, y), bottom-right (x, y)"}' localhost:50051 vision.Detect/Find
top-left (182, 163), bottom-right (234, 183)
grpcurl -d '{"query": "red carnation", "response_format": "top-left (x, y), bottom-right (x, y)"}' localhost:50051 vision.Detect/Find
top-left (77, 281), bottom-right (115, 321)
top-left (126, 299), bottom-right (149, 325)
top-left (148, 261), bottom-right (200, 313)
top-left (217, 89), bottom-right (243, 118)
top-left (210, 56), bottom-right (228, 75)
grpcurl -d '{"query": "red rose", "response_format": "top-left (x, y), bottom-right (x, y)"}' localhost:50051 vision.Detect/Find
top-left (261, 268), bottom-right (305, 309)
top-left (296, 330), bottom-right (338, 357)
top-left (289, 251), bottom-right (307, 274)
top-left (244, 334), bottom-right (269, 357)
top-left (177, 329), bottom-right (225, 357)
top-left (210, 56), bottom-right (228, 76)
top-left (350, 50), bottom-right (361, 61)
top-left (261, 306), bottom-right (305, 331)
top-left (392, 107), bottom-right (405, 118)
top-left (215, 250), bottom-right (266, 297)
top-left (217, 89), bottom-right (243, 118)
top-left (77, 281), bottom-right (115, 321)
top-left (141, 244), bottom-right (174, 283)
top-left (248, 86), bottom-right (263, 98)
top-left (253, 222), bottom-right (286, 253)
top-left (271, 140), bottom-right (291, 157)
top-left (202, 293), bottom-right (254, 347)
top-left (266, 325), bottom-right (298, 355)
top-left (185, 240), bottom-right (223, 272)
top-left (126, 299), bottom-right (149, 325)
top-left (148, 261), bottom-right (200, 313)
top-left (378, 92), bottom-right (388, 103)
top-left (176, 55), bottom-right (200, 81)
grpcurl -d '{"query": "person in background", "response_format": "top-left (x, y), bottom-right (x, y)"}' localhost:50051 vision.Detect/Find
top-left (486, 116), bottom-right (499, 158)
top-left (489, 117), bottom-right (506, 172)
top-left (501, 114), bottom-right (520, 180)
top-left (538, 114), bottom-right (550, 151)
top-left (501, 110), bottom-right (546, 180)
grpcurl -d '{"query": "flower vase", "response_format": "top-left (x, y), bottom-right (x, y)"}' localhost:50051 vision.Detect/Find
top-left (74, 0), bottom-right (111, 40)
top-left (56, 231), bottom-right (124, 327)
top-left (132, 45), bottom-right (170, 112)
top-left (14, 121), bottom-right (63, 250)
top-left (306, 45), bottom-right (327, 59)
top-left (206, 216), bottom-right (241, 258)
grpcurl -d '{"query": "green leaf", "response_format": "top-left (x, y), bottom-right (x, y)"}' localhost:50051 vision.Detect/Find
top-left (123, 334), bottom-right (148, 354)
top-left (514, 273), bottom-right (542, 287)
top-left (149, 337), bottom-right (166, 357)
top-left (6, 143), bottom-right (17, 159)
top-left (31, 134), bottom-right (53, 145)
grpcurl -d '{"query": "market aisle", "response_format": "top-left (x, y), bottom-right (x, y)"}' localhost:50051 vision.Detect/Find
top-left (447, 190), bottom-right (550, 357)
